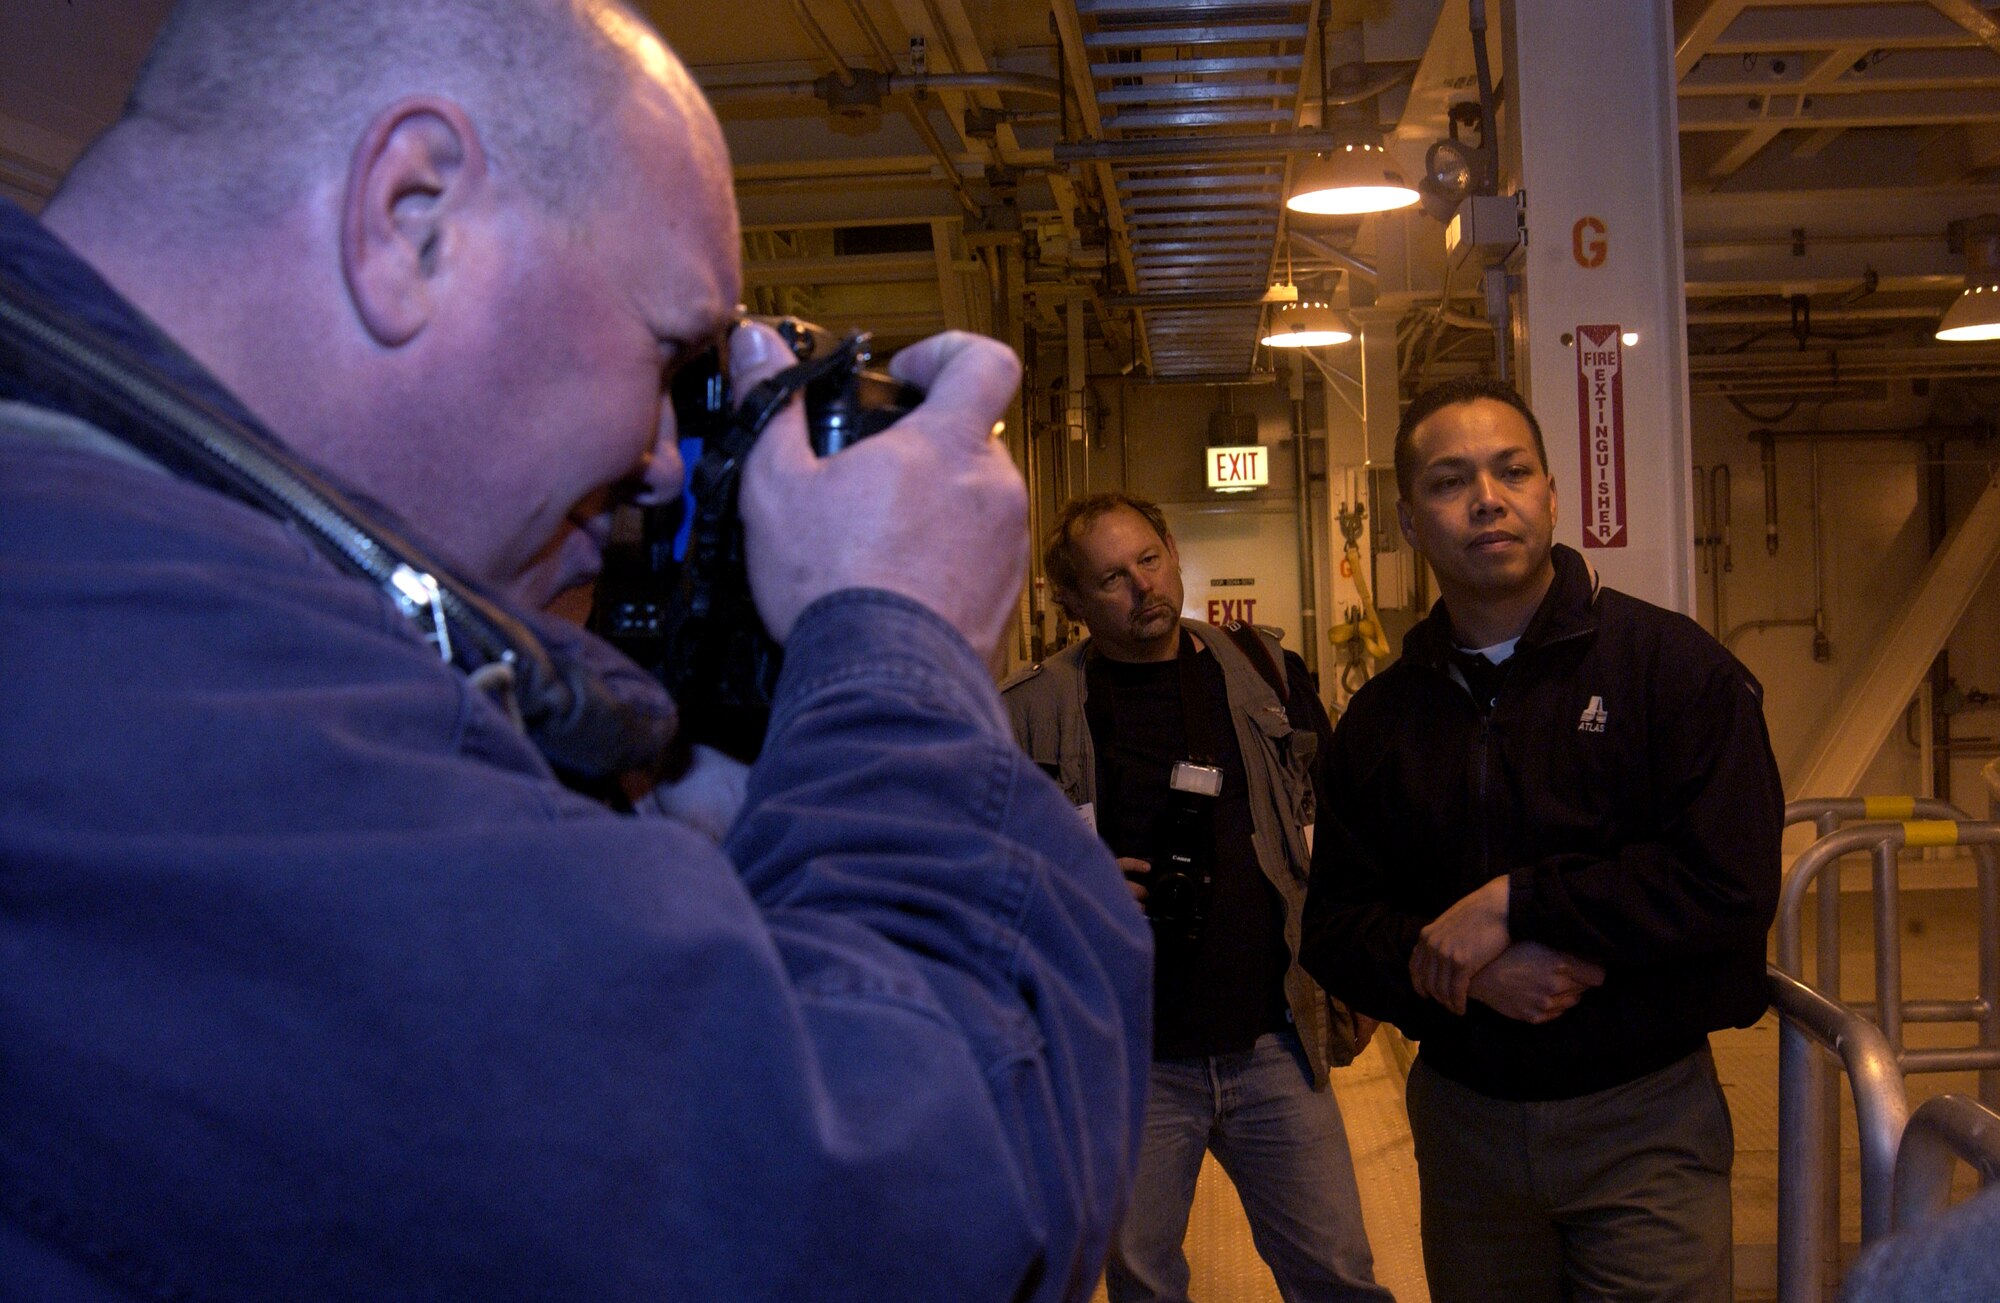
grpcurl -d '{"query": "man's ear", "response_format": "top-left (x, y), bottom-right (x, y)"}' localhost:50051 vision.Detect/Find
top-left (340, 97), bottom-right (488, 347)
top-left (1051, 585), bottom-right (1081, 623)
top-left (1397, 498), bottom-right (1419, 550)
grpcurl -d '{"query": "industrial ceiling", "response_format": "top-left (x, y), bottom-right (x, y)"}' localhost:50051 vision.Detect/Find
top-left (5, 0), bottom-right (1999, 404)
top-left (645, 0), bottom-right (2000, 406)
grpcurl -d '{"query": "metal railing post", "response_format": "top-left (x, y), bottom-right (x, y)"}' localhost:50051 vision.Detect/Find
top-left (1787, 801), bottom-right (1854, 1295)
top-left (1772, 968), bottom-right (1911, 1303)
top-left (1775, 803), bottom-right (2000, 1298)
top-left (1979, 841), bottom-right (2000, 1112)
top-left (1891, 1094), bottom-right (2000, 1231)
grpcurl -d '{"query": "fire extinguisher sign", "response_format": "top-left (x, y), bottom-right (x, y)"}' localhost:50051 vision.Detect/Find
top-left (1574, 324), bottom-right (1627, 549)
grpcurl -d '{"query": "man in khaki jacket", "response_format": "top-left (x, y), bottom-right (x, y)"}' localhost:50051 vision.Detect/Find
top-left (1005, 492), bottom-right (1392, 1303)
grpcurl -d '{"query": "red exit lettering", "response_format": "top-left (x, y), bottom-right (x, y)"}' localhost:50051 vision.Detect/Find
top-left (1206, 598), bottom-right (1259, 624)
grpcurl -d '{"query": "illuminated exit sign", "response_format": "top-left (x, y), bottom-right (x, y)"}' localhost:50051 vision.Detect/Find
top-left (1207, 445), bottom-right (1268, 492)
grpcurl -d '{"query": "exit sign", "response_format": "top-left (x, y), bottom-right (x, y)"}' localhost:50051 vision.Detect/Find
top-left (1207, 445), bottom-right (1268, 492)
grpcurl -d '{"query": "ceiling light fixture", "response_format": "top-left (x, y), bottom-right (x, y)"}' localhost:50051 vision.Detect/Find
top-left (1937, 214), bottom-right (2000, 343)
top-left (1261, 300), bottom-right (1353, 349)
top-left (1288, 143), bottom-right (1420, 216)
top-left (1287, 8), bottom-right (1419, 217)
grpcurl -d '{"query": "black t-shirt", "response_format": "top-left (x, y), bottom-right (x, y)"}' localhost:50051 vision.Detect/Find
top-left (1083, 634), bottom-right (1291, 1059)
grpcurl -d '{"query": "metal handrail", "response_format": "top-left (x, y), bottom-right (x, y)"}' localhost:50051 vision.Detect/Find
top-left (1775, 818), bottom-right (2000, 1074)
top-left (1773, 804), bottom-right (2000, 1302)
top-left (1779, 799), bottom-right (1981, 1062)
top-left (1892, 1094), bottom-right (2000, 1230)
top-left (1772, 966), bottom-right (1910, 1303)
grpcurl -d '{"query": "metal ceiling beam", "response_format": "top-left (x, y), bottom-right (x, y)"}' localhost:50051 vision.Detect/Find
top-left (1679, 87), bottom-right (2000, 130)
top-left (1674, 0), bottom-right (1752, 79)
top-left (1705, 6), bottom-right (1985, 52)
top-left (1680, 47), bottom-right (2000, 95)
top-left (1695, 45), bottom-right (1874, 186)
top-left (741, 251), bottom-right (938, 287)
top-left (1928, 0), bottom-right (2000, 57)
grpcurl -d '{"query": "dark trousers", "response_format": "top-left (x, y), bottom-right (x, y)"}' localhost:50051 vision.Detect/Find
top-left (1405, 1047), bottom-right (1735, 1303)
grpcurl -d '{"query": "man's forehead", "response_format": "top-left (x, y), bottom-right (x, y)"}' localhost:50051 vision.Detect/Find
top-left (608, 88), bottom-right (741, 327)
top-left (1076, 506), bottom-right (1164, 553)
top-left (1412, 400), bottom-right (1539, 464)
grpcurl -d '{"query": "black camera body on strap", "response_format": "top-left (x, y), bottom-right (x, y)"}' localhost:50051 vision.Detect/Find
top-left (1147, 759), bottom-right (1223, 948)
top-left (590, 316), bottom-right (922, 763)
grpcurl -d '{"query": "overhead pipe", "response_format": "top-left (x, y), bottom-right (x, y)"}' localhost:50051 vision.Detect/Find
top-left (1285, 231), bottom-right (1378, 284)
top-left (785, 0), bottom-right (857, 86)
top-left (1761, 433), bottom-right (1780, 555)
top-left (773, 0), bottom-right (982, 218)
top-left (1710, 464), bottom-right (1733, 637)
top-left (1737, 431), bottom-right (1827, 659)
top-left (1745, 421), bottom-right (1995, 657)
top-left (1287, 355), bottom-right (1321, 675)
top-left (1811, 442), bottom-right (1829, 660)
top-left (1688, 304), bottom-right (1952, 326)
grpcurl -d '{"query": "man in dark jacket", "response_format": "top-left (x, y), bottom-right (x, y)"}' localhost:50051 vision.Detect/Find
top-left (1302, 377), bottom-right (1782, 1303)
top-left (0, 2), bottom-right (1149, 1298)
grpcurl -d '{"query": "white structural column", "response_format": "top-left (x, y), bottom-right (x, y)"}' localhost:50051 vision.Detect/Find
top-left (1500, 0), bottom-right (1695, 612)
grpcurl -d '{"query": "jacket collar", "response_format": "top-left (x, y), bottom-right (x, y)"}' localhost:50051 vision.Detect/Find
top-left (1402, 543), bottom-right (1599, 669)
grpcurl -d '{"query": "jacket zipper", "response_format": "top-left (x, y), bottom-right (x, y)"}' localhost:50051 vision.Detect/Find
top-left (0, 285), bottom-right (505, 668)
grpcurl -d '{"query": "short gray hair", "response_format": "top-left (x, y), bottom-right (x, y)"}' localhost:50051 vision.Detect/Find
top-left (69, 0), bottom-right (656, 227)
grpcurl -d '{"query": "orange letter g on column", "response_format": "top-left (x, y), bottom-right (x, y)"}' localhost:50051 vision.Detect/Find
top-left (1573, 217), bottom-right (1607, 268)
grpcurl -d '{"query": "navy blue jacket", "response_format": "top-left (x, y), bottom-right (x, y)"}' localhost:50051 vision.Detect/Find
top-left (0, 201), bottom-right (1150, 1301)
top-left (1302, 545), bottom-right (1781, 1100)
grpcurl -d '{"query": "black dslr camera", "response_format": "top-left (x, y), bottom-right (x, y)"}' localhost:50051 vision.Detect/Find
top-left (1144, 760), bottom-right (1223, 948)
top-left (590, 316), bottom-right (922, 763)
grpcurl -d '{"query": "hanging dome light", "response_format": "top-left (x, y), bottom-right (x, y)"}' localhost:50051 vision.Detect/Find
top-left (1261, 300), bottom-right (1353, 349)
top-left (1287, 142), bottom-right (1420, 217)
top-left (1937, 214), bottom-right (2000, 343)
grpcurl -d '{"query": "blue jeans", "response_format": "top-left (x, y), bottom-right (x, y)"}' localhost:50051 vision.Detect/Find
top-left (1106, 1029), bottom-right (1394, 1303)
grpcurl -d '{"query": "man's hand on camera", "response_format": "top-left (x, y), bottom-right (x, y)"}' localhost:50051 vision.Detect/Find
top-left (735, 322), bottom-right (1027, 659)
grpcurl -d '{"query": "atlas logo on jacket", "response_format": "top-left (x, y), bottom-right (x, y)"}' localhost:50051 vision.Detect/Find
top-left (1577, 696), bottom-right (1609, 733)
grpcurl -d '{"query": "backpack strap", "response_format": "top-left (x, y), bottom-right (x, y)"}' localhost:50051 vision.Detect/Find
top-left (1220, 620), bottom-right (1287, 704)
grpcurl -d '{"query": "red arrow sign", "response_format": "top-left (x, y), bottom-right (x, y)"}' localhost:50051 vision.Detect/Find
top-left (1574, 324), bottom-right (1627, 549)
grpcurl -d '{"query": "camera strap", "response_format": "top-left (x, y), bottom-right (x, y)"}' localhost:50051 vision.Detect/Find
top-left (727, 336), bottom-right (868, 456)
top-left (0, 257), bottom-right (674, 779)
top-left (1175, 632), bottom-right (1221, 768)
